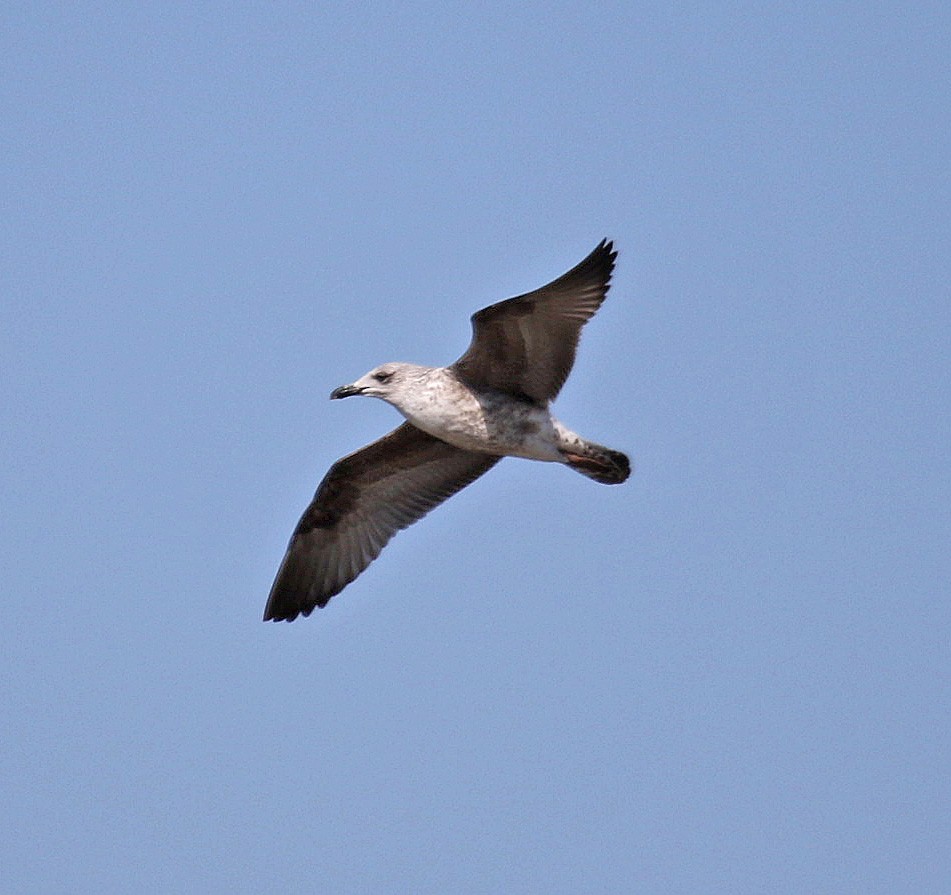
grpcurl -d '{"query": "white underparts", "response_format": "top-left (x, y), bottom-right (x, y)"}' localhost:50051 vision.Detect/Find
top-left (384, 368), bottom-right (585, 463)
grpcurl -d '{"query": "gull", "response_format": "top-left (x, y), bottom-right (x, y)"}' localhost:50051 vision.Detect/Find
top-left (264, 239), bottom-right (630, 621)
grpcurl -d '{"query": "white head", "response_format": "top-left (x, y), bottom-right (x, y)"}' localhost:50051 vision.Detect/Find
top-left (330, 362), bottom-right (431, 409)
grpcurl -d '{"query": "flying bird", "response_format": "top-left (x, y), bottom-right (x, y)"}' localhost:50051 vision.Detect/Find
top-left (264, 239), bottom-right (630, 621)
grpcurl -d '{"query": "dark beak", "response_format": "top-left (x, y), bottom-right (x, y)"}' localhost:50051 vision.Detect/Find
top-left (330, 384), bottom-right (363, 400)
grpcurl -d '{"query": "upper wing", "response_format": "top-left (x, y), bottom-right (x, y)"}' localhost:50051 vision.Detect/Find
top-left (264, 422), bottom-right (500, 621)
top-left (451, 239), bottom-right (617, 404)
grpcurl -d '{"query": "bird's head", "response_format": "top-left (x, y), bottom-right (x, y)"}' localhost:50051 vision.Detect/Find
top-left (330, 363), bottom-right (421, 402)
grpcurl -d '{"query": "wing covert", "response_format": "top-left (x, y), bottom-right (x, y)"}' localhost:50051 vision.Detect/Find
top-left (451, 239), bottom-right (617, 403)
top-left (264, 423), bottom-right (499, 621)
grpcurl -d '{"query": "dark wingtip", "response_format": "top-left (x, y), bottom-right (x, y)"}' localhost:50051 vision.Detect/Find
top-left (561, 238), bottom-right (618, 296)
top-left (262, 599), bottom-right (299, 623)
top-left (264, 567), bottom-right (338, 621)
top-left (262, 576), bottom-right (320, 622)
top-left (263, 586), bottom-right (327, 621)
top-left (593, 238), bottom-right (618, 279)
top-left (262, 603), bottom-right (314, 623)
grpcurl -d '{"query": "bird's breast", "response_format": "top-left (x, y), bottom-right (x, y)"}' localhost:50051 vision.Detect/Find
top-left (399, 388), bottom-right (561, 461)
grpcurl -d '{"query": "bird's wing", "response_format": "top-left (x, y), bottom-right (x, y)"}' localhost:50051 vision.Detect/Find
top-left (451, 239), bottom-right (617, 404)
top-left (264, 422), bottom-right (500, 621)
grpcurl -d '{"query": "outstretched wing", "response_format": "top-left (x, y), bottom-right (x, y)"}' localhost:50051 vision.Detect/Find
top-left (264, 422), bottom-right (500, 621)
top-left (451, 239), bottom-right (617, 404)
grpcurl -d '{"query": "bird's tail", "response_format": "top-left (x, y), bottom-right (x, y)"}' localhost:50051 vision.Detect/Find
top-left (561, 441), bottom-right (631, 485)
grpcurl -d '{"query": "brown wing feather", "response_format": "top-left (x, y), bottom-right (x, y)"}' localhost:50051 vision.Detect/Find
top-left (264, 422), bottom-right (500, 621)
top-left (451, 239), bottom-right (617, 403)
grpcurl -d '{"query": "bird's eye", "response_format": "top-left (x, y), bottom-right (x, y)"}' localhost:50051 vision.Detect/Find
top-left (373, 370), bottom-right (392, 383)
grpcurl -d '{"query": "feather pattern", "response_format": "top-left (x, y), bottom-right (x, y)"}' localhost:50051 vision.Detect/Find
top-left (264, 422), bottom-right (499, 621)
top-left (451, 240), bottom-right (617, 404)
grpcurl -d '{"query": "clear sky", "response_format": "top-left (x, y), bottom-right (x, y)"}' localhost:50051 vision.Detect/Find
top-left (3, 3), bottom-right (949, 892)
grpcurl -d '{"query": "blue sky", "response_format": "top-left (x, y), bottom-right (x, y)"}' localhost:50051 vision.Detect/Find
top-left (3, 3), bottom-right (949, 892)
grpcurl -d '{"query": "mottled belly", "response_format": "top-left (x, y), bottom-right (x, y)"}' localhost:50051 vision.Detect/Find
top-left (402, 401), bottom-right (561, 461)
